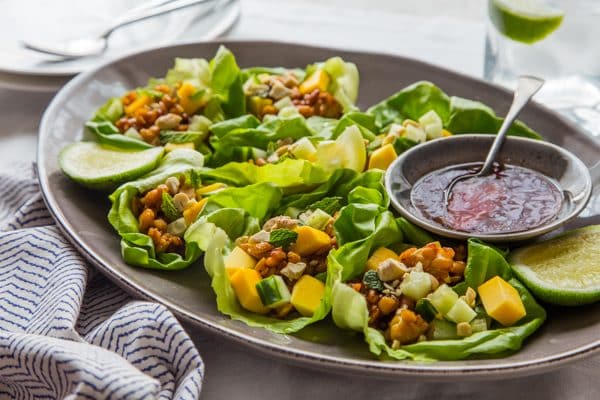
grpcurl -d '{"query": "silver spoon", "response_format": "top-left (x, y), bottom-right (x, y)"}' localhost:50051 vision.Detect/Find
top-left (21, 0), bottom-right (219, 59)
top-left (443, 75), bottom-right (545, 205)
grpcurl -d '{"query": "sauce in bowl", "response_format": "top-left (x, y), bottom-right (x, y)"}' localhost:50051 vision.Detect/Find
top-left (411, 164), bottom-right (563, 234)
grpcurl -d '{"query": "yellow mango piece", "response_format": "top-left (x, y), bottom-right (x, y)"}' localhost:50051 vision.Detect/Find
top-left (442, 129), bottom-right (452, 137)
top-left (183, 198), bottom-right (208, 225)
top-left (292, 226), bottom-right (331, 257)
top-left (177, 82), bottom-right (205, 115)
top-left (248, 96), bottom-right (273, 116)
top-left (196, 182), bottom-right (227, 195)
top-left (291, 275), bottom-right (325, 317)
top-left (165, 142), bottom-right (195, 152)
top-left (230, 269), bottom-right (269, 314)
top-left (478, 276), bottom-right (526, 326)
top-left (368, 144), bottom-right (398, 170)
top-left (225, 247), bottom-right (257, 278)
top-left (299, 70), bottom-right (330, 94)
top-left (125, 95), bottom-right (152, 115)
top-left (366, 247), bottom-right (399, 271)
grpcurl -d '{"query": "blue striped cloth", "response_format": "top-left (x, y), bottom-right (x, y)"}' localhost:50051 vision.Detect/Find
top-left (0, 164), bottom-right (204, 399)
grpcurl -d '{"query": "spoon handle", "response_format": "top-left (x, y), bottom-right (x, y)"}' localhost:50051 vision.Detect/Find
top-left (479, 76), bottom-right (544, 175)
top-left (100, 0), bottom-right (221, 38)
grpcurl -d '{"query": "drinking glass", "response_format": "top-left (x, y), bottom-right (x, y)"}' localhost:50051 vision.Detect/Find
top-left (484, 0), bottom-right (600, 137)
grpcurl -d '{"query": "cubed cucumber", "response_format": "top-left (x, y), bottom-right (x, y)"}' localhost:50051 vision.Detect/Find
top-left (400, 271), bottom-right (433, 300)
top-left (301, 209), bottom-right (332, 231)
top-left (428, 319), bottom-right (459, 340)
top-left (470, 318), bottom-right (489, 333)
top-left (256, 275), bottom-right (291, 308)
top-left (415, 298), bottom-right (438, 322)
top-left (445, 298), bottom-right (477, 323)
top-left (418, 110), bottom-right (443, 140)
top-left (429, 284), bottom-right (459, 315)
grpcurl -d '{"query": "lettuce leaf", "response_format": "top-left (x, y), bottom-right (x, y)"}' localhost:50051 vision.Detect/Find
top-left (367, 81), bottom-right (541, 139)
top-left (107, 149), bottom-right (204, 270)
top-left (330, 229), bottom-right (547, 361)
top-left (200, 158), bottom-right (329, 193)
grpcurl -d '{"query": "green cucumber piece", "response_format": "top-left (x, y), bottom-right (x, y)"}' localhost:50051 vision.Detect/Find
top-left (400, 271), bottom-right (432, 300)
top-left (301, 209), bottom-right (332, 231)
top-left (428, 284), bottom-right (459, 315)
top-left (470, 317), bottom-right (489, 333)
top-left (445, 298), bottom-right (477, 323)
top-left (415, 298), bottom-right (438, 322)
top-left (428, 319), bottom-right (459, 340)
top-left (256, 275), bottom-right (291, 308)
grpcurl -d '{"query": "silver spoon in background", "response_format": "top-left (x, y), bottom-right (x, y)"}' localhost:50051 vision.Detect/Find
top-left (21, 0), bottom-right (220, 59)
top-left (443, 75), bottom-right (545, 206)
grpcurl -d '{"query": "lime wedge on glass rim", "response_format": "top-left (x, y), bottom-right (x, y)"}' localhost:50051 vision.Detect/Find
top-left (489, 0), bottom-right (565, 44)
top-left (59, 142), bottom-right (164, 191)
top-left (509, 225), bottom-right (600, 306)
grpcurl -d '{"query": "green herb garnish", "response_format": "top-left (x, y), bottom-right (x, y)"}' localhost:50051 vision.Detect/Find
top-left (269, 228), bottom-right (298, 249)
top-left (306, 196), bottom-right (343, 215)
top-left (363, 270), bottom-right (384, 292)
top-left (161, 192), bottom-right (181, 222)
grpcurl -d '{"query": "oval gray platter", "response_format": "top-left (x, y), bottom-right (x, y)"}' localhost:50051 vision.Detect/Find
top-left (38, 41), bottom-right (600, 380)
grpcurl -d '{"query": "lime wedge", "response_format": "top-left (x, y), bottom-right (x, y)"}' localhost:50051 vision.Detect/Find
top-left (509, 225), bottom-right (600, 306)
top-left (315, 125), bottom-right (366, 173)
top-left (489, 0), bottom-right (564, 44)
top-left (59, 142), bottom-right (164, 191)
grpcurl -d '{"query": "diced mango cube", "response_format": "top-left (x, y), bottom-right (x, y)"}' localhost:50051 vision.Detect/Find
top-left (299, 70), bottom-right (330, 94)
top-left (292, 226), bottom-right (331, 256)
top-left (366, 247), bottom-right (399, 271)
top-left (177, 82), bottom-right (205, 115)
top-left (290, 275), bottom-right (325, 317)
top-left (442, 129), bottom-right (452, 137)
top-left (478, 276), bottom-right (526, 326)
top-left (183, 197), bottom-right (208, 225)
top-left (248, 96), bottom-right (273, 116)
top-left (165, 142), bottom-right (195, 152)
top-left (125, 95), bottom-right (152, 115)
top-left (229, 269), bottom-right (269, 314)
top-left (225, 247), bottom-right (257, 278)
top-left (368, 144), bottom-right (398, 170)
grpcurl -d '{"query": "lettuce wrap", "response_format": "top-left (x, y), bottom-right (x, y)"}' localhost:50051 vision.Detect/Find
top-left (198, 169), bottom-right (391, 333)
top-left (86, 45), bottom-right (244, 150)
top-left (107, 149), bottom-right (208, 270)
top-left (330, 216), bottom-right (546, 361)
top-left (367, 81), bottom-right (541, 140)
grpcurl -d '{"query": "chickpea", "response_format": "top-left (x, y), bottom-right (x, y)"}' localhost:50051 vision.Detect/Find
top-left (378, 296), bottom-right (400, 316)
top-left (366, 289), bottom-right (380, 305)
top-left (138, 209), bottom-right (155, 232)
top-left (142, 188), bottom-right (163, 210)
top-left (153, 218), bottom-right (168, 232)
top-left (287, 251), bottom-right (301, 263)
top-left (451, 261), bottom-right (466, 275)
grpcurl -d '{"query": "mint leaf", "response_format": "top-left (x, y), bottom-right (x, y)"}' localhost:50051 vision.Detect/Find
top-left (161, 192), bottom-right (181, 222)
top-left (269, 228), bottom-right (298, 249)
top-left (305, 196), bottom-right (342, 215)
top-left (363, 270), bottom-right (384, 292)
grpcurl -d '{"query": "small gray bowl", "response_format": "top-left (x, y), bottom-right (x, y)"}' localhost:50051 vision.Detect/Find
top-left (385, 134), bottom-right (593, 242)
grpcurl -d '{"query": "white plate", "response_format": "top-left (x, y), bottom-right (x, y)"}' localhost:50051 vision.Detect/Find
top-left (0, 0), bottom-right (239, 91)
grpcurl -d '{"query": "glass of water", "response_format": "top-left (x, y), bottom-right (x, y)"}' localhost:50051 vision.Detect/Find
top-left (484, 0), bottom-right (600, 137)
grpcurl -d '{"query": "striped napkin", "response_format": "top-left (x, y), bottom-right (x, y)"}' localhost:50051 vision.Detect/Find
top-left (0, 164), bottom-right (203, 399)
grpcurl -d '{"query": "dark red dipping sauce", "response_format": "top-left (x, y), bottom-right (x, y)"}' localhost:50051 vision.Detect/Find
top-left (410, 164), bottom-right (563, 234)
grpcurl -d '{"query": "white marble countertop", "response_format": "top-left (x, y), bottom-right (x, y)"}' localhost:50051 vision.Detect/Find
top-left (0, 1), bottom-right (597, 398)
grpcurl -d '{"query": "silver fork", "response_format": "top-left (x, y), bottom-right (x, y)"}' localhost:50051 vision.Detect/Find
top-left (21, 0), bottom-right (219, 59)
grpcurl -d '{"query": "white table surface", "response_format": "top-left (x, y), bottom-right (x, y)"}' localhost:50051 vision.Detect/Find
top-left (0, 1), bottom-right (598, 398)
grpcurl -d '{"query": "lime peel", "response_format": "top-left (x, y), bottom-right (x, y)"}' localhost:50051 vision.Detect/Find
top-left (509, 225), bottom-right (600, 306)
top-left (59, 142), bottom-right (165, 191)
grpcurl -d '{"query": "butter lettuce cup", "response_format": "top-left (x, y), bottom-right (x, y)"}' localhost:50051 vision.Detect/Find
top-left (331, 218), bottom-right (546, 361)
top-left (86, 45), bottom-right (245, 152)
top-left (108, 148), bottom-right (231, 270)
top-left (199, 169), bottom-right (391, 333)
